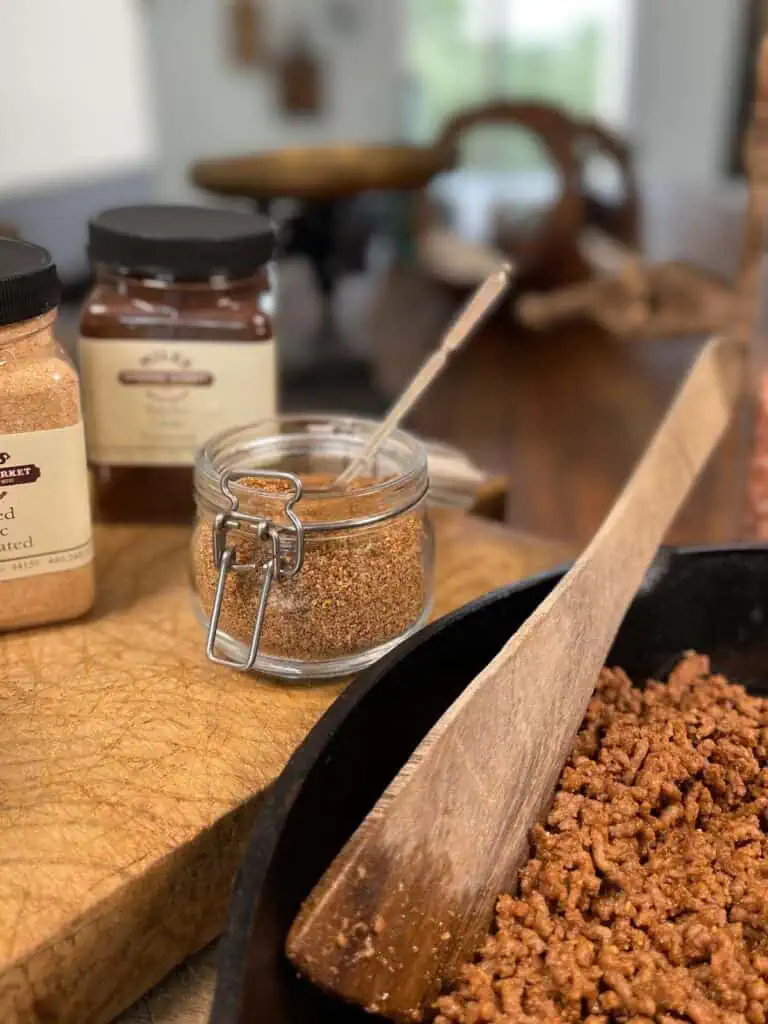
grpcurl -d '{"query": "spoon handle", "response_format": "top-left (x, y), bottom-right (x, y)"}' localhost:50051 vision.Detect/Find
top-left (335, 264), bottom-right (512, 487)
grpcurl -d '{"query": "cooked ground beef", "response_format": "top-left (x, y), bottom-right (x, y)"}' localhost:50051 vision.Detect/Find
top-left (435, 653), bottom-right (768, 1024)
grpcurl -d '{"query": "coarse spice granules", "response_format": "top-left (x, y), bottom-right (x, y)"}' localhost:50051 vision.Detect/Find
top-left (193, 472), bottom-right (428, 664)
top-left (0, 241), bottom-right (94, 631)
top-left (436, 653), bottom-right (768, 1024)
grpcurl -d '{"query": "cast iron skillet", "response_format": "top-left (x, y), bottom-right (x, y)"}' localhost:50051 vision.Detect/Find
top-left (210, 546), bottom-right (768, 1024)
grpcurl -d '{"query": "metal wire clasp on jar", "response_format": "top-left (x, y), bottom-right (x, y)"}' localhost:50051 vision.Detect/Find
top-left (193, 415), bottom-right (435, 681)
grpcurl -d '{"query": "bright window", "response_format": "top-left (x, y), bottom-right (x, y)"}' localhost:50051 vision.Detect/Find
top-left (406, 0), bottom-right (634, 159)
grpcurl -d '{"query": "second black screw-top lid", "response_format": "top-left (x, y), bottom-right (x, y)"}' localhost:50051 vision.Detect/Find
top-left (88, 204), bottom-right (277, 281)
top-left (0, 239), bottom-right (60, 327)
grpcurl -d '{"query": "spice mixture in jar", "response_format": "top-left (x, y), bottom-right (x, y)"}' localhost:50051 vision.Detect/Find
top-left (0, 240), bottom-right (94, 630)
top-left (192, 416), bottom-right (433, 680)
top-left (79, 204), bottom-right (277, 523)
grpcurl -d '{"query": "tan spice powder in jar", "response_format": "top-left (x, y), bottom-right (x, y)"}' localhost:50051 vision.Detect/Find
top-left (193, 473), bottom-right (426, 664)
top-left (0, 240), bottom-right (94, 630)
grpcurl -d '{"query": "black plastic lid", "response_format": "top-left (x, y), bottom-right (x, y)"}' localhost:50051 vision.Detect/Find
top-left (0, 239), bottom-right (60, 327)
top-left (88, 204), bottom-right (277, 281)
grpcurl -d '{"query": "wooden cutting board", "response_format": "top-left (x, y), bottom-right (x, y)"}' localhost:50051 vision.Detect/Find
top-left (0, 511), bottom-right (568, 1024)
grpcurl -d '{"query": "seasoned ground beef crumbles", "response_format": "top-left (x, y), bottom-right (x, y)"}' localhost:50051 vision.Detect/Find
top-left (436, 654), bottom-right (768, 1024)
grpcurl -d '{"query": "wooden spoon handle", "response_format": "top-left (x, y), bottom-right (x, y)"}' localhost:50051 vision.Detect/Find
top-left (335, 265), bottom-right (512, 487)
top-left (565, 335), bottom-right (740, 633)
top-left (288, 336), bottom-right (742, 1020)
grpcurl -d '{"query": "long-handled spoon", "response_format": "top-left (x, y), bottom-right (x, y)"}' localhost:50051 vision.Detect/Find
top-left (334, 263), bottom-right (513, 488)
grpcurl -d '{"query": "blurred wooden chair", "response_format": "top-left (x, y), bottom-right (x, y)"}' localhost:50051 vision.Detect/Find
top-left (575, 117), bottom-right (640, 248)
top-left (415, 100), bottom-right (640, 292)
top-left (417, 101), bottom-right (583, 289)
top-left (516, 79), bottom-right (768, 343)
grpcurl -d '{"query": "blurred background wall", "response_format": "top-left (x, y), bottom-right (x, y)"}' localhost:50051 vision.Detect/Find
top-left (145, 0), bottom-right (403, 202)
top-left (0, 0), bottom-right (154, 282)
top-left (630, 0), bottom-right (745, 181)
top-left (0, 0), bottom-right (759, 285)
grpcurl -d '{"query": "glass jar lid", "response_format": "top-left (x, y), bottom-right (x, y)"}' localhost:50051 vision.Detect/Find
top-left (88, 204), bottom-right (277, 281)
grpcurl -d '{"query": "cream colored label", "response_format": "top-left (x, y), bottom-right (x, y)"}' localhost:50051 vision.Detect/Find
top-left (79, 337), bottom-right (277, 466)
top-left (0, 424), bottom-right (93, 582)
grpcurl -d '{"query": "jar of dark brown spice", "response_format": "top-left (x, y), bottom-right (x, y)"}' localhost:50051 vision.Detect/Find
top-left (79, 204), bottom-right (277, 522)
top-left (0, 240), bottom-right (94, 630)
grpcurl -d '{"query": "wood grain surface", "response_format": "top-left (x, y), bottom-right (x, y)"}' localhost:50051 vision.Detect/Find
top-left (0, 511), bottom-right (568, 1024)
top-left (370, 275), bottom-right (748, 547)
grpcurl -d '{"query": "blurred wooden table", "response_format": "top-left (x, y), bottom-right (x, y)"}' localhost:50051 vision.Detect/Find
top-left (192, 144), bottom-right (456, 377)
top-left (192, 144), bottom-right (453, 202)
top-left (372, 270), bottom-right (748, 548)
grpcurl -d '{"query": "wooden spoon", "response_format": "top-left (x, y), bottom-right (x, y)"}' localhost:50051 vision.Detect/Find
top-left (286, 335), bottom-right (743, 1022)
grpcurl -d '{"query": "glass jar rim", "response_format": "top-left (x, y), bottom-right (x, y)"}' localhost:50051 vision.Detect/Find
top-left (195, 413), bottom-right (428, 525)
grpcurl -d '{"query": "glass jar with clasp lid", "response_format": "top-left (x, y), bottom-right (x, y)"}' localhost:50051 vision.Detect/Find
top-left (192, 414), bottom-right (434, 680)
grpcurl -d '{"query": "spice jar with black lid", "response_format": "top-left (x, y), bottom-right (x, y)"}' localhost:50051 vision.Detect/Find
top-left (79, 204), bottom-right (277, 523)
top-left (0, 239), bottom-right (94, 630)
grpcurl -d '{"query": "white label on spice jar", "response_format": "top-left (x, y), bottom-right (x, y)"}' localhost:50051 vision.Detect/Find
top-left (0, 424), bottom-right (93, 582)
top-left (78, 337), bottom-right (277, 466)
